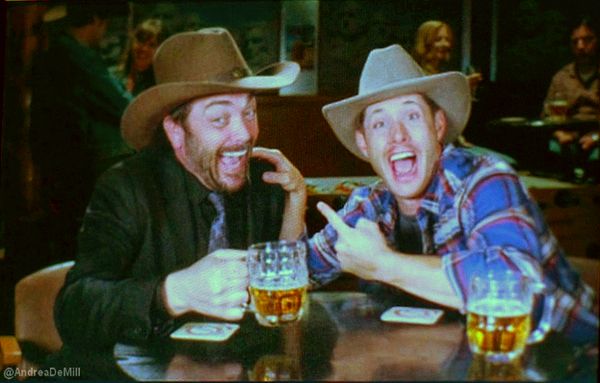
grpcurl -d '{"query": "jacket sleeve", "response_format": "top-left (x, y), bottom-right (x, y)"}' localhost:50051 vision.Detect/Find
top-left (54, 167), bottom-right (163, 348)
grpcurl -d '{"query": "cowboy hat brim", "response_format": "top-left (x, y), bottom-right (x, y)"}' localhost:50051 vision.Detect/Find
top-left (122, 61), bottom-right (299, 150)
top-left (322, 71), bottom-right (471, 161)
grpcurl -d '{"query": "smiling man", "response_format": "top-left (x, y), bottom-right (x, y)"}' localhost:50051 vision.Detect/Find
top-left (308, 44), bottom-right (598, 345)
top-left (55, 28), bottom-right (304, 348)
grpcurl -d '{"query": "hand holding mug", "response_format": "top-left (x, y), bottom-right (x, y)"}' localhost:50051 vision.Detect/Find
top-left (163, 249), bottom-right (249, 320)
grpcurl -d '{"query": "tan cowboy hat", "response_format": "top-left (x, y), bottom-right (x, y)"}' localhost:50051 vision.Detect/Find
top-left (122, 27), bottom-right (300, 150)
top-left (322, 44), bottom-right (471, 161)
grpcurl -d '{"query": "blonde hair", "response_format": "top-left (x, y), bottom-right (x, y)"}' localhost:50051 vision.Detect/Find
top-left (120, 19), bottom-right (166, 75)
top-left (412, 20), bottom-right (454, 74)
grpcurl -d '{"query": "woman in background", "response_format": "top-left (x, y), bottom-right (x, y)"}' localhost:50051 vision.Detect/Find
top-left (112, 18), bottom-right (166, 95)
top-left (412, 20), bottom-right (482, 91)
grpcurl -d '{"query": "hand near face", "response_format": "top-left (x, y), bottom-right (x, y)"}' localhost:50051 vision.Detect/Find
top-left (252, 147), bottom-right (307, 240)
top-left (317, 201), bottom-right (392, 281)
top-left (163, 250), bottom-right (249, 320)
top-left (251, 147), bottom-right (306, 196)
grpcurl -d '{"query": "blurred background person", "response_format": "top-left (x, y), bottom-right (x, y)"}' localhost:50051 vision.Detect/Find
top-left (111, 18), bottom-right (167, 96)
top-left (29, 2), bottom-right (133, 262)
top-left (412, 20), bottom-right (482, 93)
top-left (544, 16), bottom-right (599, 182)
top-left (543, 17), bottom-right (599, 121)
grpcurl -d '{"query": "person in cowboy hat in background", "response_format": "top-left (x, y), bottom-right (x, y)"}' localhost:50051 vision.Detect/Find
top-left (307, 44), bottom-right (598, 345)
top-left (55, 27), bottom-right (305, 348)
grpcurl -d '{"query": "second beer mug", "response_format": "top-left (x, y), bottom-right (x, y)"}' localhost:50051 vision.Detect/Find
top-left (247, 240), bottom-right (309, 327)
top-left (466, 270), bottom-right (554, 363)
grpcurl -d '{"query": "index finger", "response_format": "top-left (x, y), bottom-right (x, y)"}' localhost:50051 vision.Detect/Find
top-left (251, 147), bottom-right (288, 170)
top-left (317, 201), bottom-right (352, 237)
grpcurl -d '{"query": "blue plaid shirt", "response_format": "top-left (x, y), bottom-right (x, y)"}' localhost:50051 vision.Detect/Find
top-left (308, 145), bottom-right (598, 344)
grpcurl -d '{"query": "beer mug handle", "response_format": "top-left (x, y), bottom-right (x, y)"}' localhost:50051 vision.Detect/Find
top-left (527, 293), bottom-right (555, 344)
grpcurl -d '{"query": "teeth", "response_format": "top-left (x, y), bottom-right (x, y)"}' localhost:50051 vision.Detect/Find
top-left (222, 149), bottom-right (248, 158)
top-left (390, 152), bottom-right (414, 161)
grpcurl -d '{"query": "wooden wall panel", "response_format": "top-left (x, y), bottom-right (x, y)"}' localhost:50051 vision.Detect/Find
top-left (256, 95), bottom-right (374, 177)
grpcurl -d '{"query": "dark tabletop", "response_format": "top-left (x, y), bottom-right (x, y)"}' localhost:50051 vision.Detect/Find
top-left (109, 292), bottom-right (597, 381)
top-left (484, 117), bottom-right (599, 177)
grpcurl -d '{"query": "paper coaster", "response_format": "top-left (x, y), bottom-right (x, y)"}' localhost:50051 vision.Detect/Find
top-left (170, 322), bottom-right (240, 342)
top-left (380, 306), bottom-right (444, 325)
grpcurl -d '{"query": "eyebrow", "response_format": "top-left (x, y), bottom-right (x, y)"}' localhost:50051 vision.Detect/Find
top-left (205, 100), bottom-right (232, 109)
top-left (367, 100), bottom-right (420, 116)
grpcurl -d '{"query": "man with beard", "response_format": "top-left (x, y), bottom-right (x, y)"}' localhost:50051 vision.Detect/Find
top-left (544, 17), bottom-right (599, 181)
top-left (543, 17), bottom-right (599, 121)
top-left (55, 28), bottom-right (304, 348)
top-left (308, 44), bottom-right (598, 345)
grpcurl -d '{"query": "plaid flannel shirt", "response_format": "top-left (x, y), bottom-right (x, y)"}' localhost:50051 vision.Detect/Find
top-left (308, 144), bottom-right (598, 344)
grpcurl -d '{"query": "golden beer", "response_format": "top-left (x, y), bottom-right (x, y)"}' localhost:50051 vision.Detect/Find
top-left (250, 285), bottom-right (307, 326)
top-left (249, 354), bottom-right (301, 381)
top-left (467, 300), bottom-right (531, 361)
top-left (248, 240), bottom-right (309, 327)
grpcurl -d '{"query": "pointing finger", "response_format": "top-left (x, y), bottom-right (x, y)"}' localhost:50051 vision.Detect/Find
top-left (317, 201), bottom-right (351, 237)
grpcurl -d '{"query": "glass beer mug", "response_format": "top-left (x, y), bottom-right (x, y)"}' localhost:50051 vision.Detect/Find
top-left (247, 240), bottom-right (309, 326)
top-left (544, 92), bottom-right (568, 122)
top-left (466, 270), bottom-right (554, 362)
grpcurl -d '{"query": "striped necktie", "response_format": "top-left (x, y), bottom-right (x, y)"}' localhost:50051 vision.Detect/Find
top-left (207, 192), bottom-right (229, 253)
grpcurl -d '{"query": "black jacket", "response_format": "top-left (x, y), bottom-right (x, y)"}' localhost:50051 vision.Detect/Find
top-left (55, 144), bottom-right (285, 348)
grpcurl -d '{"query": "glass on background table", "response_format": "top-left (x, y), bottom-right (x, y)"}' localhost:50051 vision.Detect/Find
top-left (110, 292), bottom-right (597, 381)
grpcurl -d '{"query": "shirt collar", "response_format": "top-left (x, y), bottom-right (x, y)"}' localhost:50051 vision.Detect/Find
top-left (417, 144), bottom-right (458, 216)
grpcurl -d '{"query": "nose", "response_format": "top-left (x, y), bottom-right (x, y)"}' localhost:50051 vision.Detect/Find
top-left (390, 120), bottom-right (408, 143)
top-left (228, 114), bottom-right (253, 143)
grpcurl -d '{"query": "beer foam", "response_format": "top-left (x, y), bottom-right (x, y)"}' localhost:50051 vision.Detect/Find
top-left (468, 299), bottom-right (530, 317)
top-left (251, 279), bottom-right (308, 290)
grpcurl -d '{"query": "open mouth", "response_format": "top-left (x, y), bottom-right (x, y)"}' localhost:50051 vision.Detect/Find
top-left (389, 150), bottom-right (417, 179)
top-left (219, 146), bottom-right (250, 174)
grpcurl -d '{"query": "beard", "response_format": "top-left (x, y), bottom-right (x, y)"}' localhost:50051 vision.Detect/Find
top-left (185, 139), bottom-right (253, 193)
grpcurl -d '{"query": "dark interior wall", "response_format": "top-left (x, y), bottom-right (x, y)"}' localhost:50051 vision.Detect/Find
top-left (107, 0), bottom-right (598, 120)
top-left (120, 1), bottom-right (281, 72)
top-left (318, 0), bottom-right (462, 96)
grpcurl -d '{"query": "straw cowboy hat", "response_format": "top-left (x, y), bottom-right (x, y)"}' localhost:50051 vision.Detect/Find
top-left (121, 27), bottom-right (300, 150)
top-left (322, 44), bottom-right (471, 161)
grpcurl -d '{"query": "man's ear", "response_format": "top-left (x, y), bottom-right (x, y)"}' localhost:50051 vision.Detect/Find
top-left (355, 129), bottom-right (370, 158)
top-left (163, 115), bottom-right (185, 151)
top-left (434, 109), bottom-right (448, 143)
